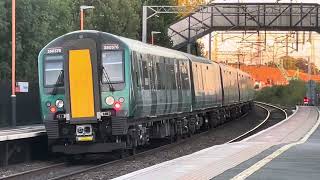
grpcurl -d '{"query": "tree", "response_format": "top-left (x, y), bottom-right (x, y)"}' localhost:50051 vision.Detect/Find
top-left (84, 0), bottom-right (140, 39)
top-left (138, 0), bottom-right (177, 47)
top-left (0, 0), bottom-right (78, 83)
top-left (176, 0), bottom-right (206, 16)
top-left (0, 0), bottom-right (10, 81)
top-left (14, 0), bottom-right (76, 82)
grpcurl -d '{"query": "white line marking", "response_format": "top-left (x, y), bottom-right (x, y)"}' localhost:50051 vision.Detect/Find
top-left (231, 107), bottom-right (320, 180)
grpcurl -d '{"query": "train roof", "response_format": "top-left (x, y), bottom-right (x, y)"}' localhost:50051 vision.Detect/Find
top-left (104, 32), bottom-right (188, 60)
top-left (43, 30), bottom-right (214, 64)
top-left (42, 30), bottom-right (252, 79)
top-left (99, 31), bottom-right (214, 64)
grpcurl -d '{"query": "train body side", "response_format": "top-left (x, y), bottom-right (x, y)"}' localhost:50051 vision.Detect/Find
top-left (219, 64), bottom-right (240, 105)
top-left (38, 30), bottom-right (254, 155)
top-left (184, 54), bottom-right (223, 111)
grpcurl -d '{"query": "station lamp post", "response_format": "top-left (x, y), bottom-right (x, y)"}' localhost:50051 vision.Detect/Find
top-left (11, 0), bottom-right (16, 127)
top-left (80, 5), bottom-right (94, 30)
top-left (303, 41), bottom-right (312, 81)
top-left (151, 31), bottom-right (161, 45)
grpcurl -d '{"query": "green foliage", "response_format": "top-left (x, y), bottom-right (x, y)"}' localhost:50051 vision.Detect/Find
top-left (0, 1), bottom-right (10, 80)
top-left (85, 0), bottom-right (140, 39)
top-left (281, 56), bottom-right (319, 75)
top-left (143, 0), bottom-right (177, 47)
top-left (255, 80), bottom-right (307, 106)
top-left (0, 0), bottom-right (180, 83)
top-left (0, 0), bottom-right (77, 82)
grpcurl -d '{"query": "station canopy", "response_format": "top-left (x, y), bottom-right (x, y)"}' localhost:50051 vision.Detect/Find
top-left (168, 3), bottom-right (320, 49)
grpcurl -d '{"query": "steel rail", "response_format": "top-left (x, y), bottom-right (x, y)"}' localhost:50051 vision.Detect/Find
top-left (0, 162), bottom-right (66, 180)
top-left (2, 102), bottom-right (287, 180)
top-left (227, 102), bottom-right (287, 143)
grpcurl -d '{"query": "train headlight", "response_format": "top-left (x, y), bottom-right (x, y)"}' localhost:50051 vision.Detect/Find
top-left (105, 96), bottom-right (115, 105)
top-left (46, 101), bottom-right (51, 107)
top-left (55, 99), bottom-right (64, 108)
top-left (118, 97), bottom-right (125, 103)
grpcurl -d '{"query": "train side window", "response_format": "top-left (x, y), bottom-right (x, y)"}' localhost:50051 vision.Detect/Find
top-left (170, 61), bottom-right (176, 89)
top-left (142, 60), bottom-right (149, 89)
top-left (180, 61), bottom-right (189, 89)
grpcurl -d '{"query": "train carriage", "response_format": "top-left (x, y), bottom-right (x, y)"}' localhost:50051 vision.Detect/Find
top-left (38, 30), bottom-right (254, 155)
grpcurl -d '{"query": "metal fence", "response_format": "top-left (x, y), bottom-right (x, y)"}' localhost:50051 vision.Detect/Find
top-left (0, 81), bottom-right (42, 128)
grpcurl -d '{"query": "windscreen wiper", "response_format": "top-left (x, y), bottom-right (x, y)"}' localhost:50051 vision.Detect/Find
top-left (52, 70), bottom-right (64, 95)
top-left (101, 66), bottom-right (115, 92)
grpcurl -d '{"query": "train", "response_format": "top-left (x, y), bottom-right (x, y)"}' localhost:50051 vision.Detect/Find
top-left (38, 30), bottom-right (254, 155)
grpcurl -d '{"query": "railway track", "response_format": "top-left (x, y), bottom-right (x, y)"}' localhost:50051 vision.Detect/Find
top-left (227, 101), bottom-right (288, 143)
top-left (1, 102), bottom-right (288, 180)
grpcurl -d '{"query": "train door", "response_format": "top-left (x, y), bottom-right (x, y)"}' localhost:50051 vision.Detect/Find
top-left (171, 59), bottom-right (178, 113)
top-left (150, 56), bottom-right (157, 116)
top-left (155, 57), bottom-right (165, 115)
top-left (132, 51), bottom-right (143, 116)
top-left (64, 38), bottom-right (99, 123)
top-left (176, 61), bottom-right (183, 112)
top-left (159, 57), bottom-right (167, 115)
top-left (166, 58), bottom-right (174, 113)
top-left (141, 54), bottom-right (151, 116)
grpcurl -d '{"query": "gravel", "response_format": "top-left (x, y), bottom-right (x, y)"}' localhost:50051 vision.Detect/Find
top-left (0, 161), bottom-right (59, 178)
top-left (0, 104), bottom-right (284, 180)
top-left (67, 105), bottom-right (269, 180)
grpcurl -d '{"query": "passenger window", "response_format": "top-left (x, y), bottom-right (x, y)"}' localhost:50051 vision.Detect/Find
top-left (169, 62), bottom-right (176, 89)
top-left (184, 63), bottom-right (190, 89)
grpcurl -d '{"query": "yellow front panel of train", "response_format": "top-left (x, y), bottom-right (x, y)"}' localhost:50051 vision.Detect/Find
top-left (69, 49), bottom-right (95, 118)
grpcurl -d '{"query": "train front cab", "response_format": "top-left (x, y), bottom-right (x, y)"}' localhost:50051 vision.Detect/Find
top-left (39, 31), bottom-right (130, 154)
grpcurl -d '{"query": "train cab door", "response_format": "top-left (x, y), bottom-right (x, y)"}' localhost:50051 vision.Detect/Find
top-left (64, 38), bottom-right (100, 123)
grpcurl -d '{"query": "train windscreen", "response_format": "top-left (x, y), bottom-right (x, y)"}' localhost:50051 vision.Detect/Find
top-left (44, 55), bottom-right (64, 87)
top-left (102, 51), bottom-right (124, 83)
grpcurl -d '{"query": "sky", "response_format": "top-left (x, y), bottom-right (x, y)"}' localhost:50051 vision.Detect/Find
top-left (199, 0), bottom-right (320, 67)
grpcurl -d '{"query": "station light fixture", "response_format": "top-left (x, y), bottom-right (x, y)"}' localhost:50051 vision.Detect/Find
top-left (80, 5), bottom-right (95, 30)
top-left (151, 31), bottom-right (161, 45)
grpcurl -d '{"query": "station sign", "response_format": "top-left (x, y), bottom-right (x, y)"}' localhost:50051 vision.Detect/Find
top-left (15, 82), bottom-right (29, 93)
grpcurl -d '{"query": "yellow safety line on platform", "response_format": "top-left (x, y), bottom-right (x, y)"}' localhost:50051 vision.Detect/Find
top-left (231, 107), bottom-right (320, 180)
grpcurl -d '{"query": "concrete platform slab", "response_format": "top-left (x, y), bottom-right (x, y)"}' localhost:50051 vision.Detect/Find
top-left (0, 124), bottom-right (45, 141)
top-left (114, 106), bottom-right (319, 180)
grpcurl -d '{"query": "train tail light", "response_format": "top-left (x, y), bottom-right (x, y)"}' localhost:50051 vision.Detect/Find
top-left (114, 101), bottom-right (121, 111)
top-left (50, 106), bottom-right (57, 113)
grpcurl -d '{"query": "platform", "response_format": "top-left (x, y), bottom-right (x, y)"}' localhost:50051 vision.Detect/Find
top-left (0, 124), bottom-right (46, 166)
top-left (114, 106), bottom-right (319, 180)
top-left (0, 124), bottom-right (45, 141)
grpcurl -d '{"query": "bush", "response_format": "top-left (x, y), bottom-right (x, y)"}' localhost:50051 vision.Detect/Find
top-left (255, 80), bottom-right (307, 106)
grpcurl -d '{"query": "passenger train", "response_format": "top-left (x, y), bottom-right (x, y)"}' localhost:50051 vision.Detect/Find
top-left (38, 30), bottom-right (254, 154)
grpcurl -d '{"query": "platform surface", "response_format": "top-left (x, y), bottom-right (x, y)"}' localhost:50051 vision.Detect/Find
top-left (114, 106), bottom-right (319, 180)
top-left (0, 124), bottom-right (45, 141)
top-left (245, 115), bottom-right (320, 180)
